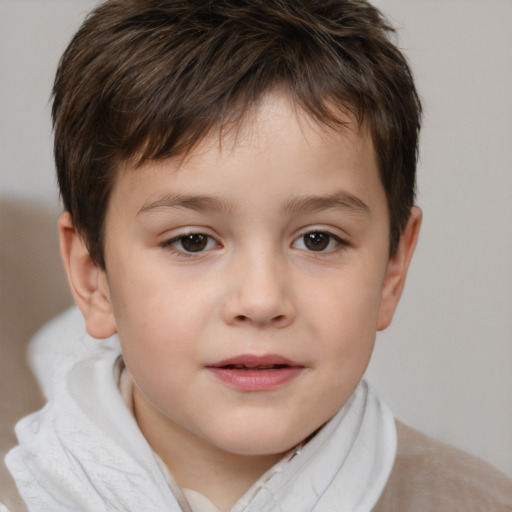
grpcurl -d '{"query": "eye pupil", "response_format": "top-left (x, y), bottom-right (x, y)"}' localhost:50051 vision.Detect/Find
top-left (181, 234), bottom-right (208, 252)
top-left (304, 232), bottom-right (329, 251)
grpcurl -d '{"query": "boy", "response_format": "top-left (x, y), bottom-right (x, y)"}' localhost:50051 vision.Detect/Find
top-left (4, 0), bottom-right (511, 510)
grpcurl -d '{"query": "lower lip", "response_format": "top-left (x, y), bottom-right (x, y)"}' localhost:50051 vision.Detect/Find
top-left (206, 367), bottom-right (303, 391)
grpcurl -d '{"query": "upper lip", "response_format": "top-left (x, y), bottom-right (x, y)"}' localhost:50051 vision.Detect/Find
top-left (206, 354), bottom-right (303, 369)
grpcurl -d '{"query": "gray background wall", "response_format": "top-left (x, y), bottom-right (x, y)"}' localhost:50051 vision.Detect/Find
top-left (1, 0), bottom-right (511, 479)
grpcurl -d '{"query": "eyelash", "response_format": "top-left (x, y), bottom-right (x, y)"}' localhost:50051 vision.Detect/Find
top-left (161, 229), bottom-right (348, 257)
top-left (292, 231), bottom-right (348, 253)
top-left (161, 232), bottom-right (220, 257)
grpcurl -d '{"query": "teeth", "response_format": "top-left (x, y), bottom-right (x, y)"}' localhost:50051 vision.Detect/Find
top-left (222, 364), bottom-right (288, 370)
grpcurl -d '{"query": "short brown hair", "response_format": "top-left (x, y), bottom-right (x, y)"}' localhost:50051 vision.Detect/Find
top-left (53, 0), bottom-right (422, 268)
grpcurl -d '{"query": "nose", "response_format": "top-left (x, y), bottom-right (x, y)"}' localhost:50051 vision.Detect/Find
top-left (221, 250), bottom-right (296, 329)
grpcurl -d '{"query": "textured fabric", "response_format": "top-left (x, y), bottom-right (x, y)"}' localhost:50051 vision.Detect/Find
top-left (5, 307), bottom-right (396, 512)
top-left (183, 489), bottom-right (224, 512)
top-left (373, 421), bottom-right (512, 512)
top-left (4, 422), bottom-right (512, 512)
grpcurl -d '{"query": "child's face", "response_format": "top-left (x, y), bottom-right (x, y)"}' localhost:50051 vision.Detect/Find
top-left (92, 93), bottom-right (415, 458)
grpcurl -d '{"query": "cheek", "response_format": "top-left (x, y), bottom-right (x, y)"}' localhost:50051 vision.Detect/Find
top-left (114, 289), bottom-right (201, 418)
top-left (109, 256), bottom-right (212, 333)
top-left (313, 266), bottom-right (384, 339)
top-left (106, 282), bottom-right (186, 386)
top-left (306, 265), bottom-right (385, 385)
top-left (107, 259), bottom-right (223, 378)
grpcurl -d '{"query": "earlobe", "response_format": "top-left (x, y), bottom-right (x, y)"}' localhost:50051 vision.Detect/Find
top-left (58, 212), bottom-right (117, 339)
top-left (377, 206), bottom-right (422, 331)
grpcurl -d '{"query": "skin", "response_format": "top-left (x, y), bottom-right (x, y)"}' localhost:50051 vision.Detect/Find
top-left (59, 92), bottom-right (421, 509)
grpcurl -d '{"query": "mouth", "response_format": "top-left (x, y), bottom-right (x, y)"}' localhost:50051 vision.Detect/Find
top-left (206, 354), bottom-right (304, 391)
top-left (215, 363), bottom-right (293, 370)
top-left (207, 354), bottom-right (302, 368)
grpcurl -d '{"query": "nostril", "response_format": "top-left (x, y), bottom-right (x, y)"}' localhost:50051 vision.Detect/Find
top-left (235, 315), bottom-right (248, 322)
top-left (273, 315), bottom-right (286, 323)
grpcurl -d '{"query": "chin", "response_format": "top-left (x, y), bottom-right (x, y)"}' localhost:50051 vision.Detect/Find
top-left (209, 423), bottom-right (312, 457)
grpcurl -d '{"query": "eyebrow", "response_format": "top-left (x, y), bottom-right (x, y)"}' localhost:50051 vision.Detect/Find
top-left (137, 193), bottom-right (236, 216)
top-left (282, 191), bottom-right (371, 217)
top-left (137, 190), bottom-right (370, 217)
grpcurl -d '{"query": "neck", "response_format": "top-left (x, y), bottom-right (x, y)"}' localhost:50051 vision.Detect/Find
top-left (133, 387), bottom-right (285, 510)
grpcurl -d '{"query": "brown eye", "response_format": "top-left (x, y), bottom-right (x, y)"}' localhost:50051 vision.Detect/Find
top-left (303, 232), bottom-right (330, 251)
top-left (180, 234), bottom-right (208, 252)
top-left (164, 232), bottom-right (219, 255)
top-left (292, 230), bottom-right (345, 253)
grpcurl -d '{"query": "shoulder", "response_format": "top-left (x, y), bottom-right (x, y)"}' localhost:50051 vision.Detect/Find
top-left (373, 421), bottom-right (512, 512)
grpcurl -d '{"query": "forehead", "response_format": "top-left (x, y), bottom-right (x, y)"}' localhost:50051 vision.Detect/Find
top-left (111, 92), bottom-right (382, 215)
top-left (196, 93), bottom-right (371, 167)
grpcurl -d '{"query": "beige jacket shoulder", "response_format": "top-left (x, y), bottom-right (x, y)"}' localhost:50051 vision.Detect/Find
top-left (373, 421), bottom-right (512, 512)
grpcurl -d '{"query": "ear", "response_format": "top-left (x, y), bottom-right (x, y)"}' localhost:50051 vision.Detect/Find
top-left (377, 206), bottom-right (422, 331)
top-left (58, 212), bottom-right (117, 339)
